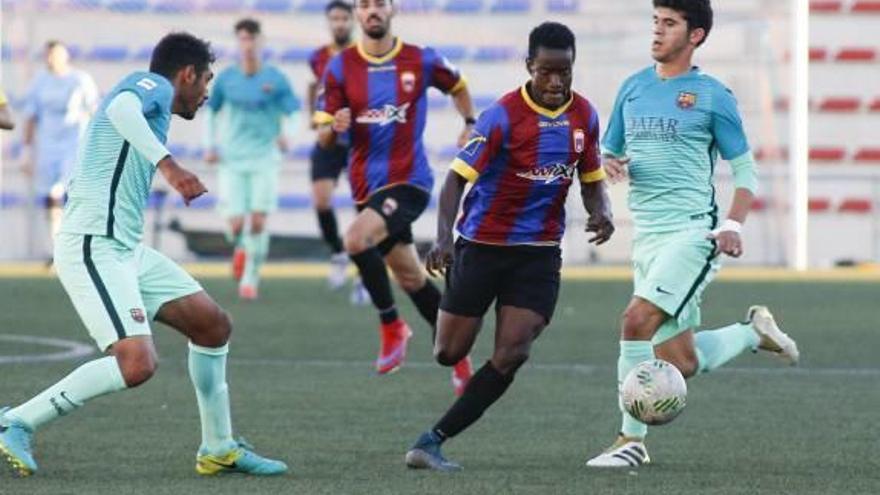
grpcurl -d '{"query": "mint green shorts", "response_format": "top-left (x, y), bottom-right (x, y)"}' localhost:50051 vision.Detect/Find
top-left (217, 160), bottom-right (280, 218)
top-left (54, 233), bottom-right (203, 351)
top-left (631, 227), bottom-right (721, 345)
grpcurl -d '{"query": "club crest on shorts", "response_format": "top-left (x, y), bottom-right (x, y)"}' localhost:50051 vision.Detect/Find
top-left (401, 71), bottom-right (416, 93)
top-left (573, 129), bottom-right (585, 153)
top-left (677, 91), bottom-right (697, 109)
top-left (130, 308), bottom-right (146, 323)
top-left (382, 197), bottom-right (399, 216)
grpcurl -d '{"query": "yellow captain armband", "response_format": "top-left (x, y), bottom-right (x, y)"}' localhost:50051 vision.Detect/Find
top-left (580, 167), bottom-right (607, 183)
top-left (312, 111), bottom-right (335, 126)
top-left (449, 77), bottom-right (468, 95)
top-left (450, 158), bottom-right (479, 183)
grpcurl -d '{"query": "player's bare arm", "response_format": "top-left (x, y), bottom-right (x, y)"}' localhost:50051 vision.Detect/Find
top-left (426, 171), bottom-right (467, 277)
top-left (709, 187), bottom-right (753, 258)
top-left (158, 156), bottom-right (208, 206)
top-left (581, 179), bottom-right (614, 245)
top-left (450, 85), bottom-right (476, 148)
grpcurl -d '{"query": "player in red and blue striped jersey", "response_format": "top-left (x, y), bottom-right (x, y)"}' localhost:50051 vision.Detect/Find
top-left (405, 22), bottom-right (615, 471)
top-left (313, 0), bottom-right (476, 392)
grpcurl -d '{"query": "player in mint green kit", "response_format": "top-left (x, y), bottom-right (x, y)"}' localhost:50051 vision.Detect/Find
top-left (585, 0), bottom-right (800, 468)
top-left (204, 18), bottom-right (301, 300)
top-left (0, 33), bottom-right (287, 477)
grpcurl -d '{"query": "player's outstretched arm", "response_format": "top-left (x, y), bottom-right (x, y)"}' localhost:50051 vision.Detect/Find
top-left (581, 180), bottom-right (614, 245)
top-left (157, 156), bottom-right (208, 206)
top-left (426, 171), bottom-right (468, 277)
top-left (450, 86), bottom-right (476, 148)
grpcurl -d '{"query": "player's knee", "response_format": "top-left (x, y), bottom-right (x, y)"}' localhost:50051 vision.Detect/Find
top-left (398, 272), bottom-right (426, 293)
top-left (344, 232), bottom-right (369, 255)
top-left (117, 351), bottom-right (157, 388)
top-left (215, 309), bottom-right (233, 344)
top-left (314, 195), bottom-right (333, 211)
top-left (434, 345), bottom-right (465, 367)
top-left (492, 346), bottom-right (530, 376)
top-left (621, 307), bottom-right (657, 340)
top-left (250, 215), bottom-right (267, 234)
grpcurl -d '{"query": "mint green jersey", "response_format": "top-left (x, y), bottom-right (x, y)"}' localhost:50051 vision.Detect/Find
top-left (61, 71), bottom-right (173, 248)
top-left (602, 66), bottom-right (751, 233)
top-left (207, 64), bottom-right (300, 169)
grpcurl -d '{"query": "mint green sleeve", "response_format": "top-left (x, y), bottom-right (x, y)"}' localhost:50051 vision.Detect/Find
top-left (203, 108), bottom-right (217, 151)
top-left (105, 91), bottom-right (170, 166)
top-left (728, 151), bottom-right (758, 194)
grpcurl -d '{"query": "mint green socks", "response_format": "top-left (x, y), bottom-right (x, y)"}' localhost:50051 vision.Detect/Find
top-left (618, 340), bottom-right (653, 439)
top-left (7, 356), bottom-right (127, 430)
top-left (241, 231), bottom-right (269, 288)
top-left (188, 342), bottom-right (236, 454)
top-left (694, 323), bottom-right (760, 374)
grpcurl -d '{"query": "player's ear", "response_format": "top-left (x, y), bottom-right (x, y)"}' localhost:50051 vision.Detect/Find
top-left (525, 57), bottom-right (535, 76)
top-left (689, 27), bottom-right (706, 47)
top-left (182, 65), bottom-right (197, 84)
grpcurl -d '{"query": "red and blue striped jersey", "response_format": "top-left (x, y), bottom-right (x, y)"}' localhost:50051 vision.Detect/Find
top-left (314, 38), bottom-right (466, 203)
top-left (308, 43), bottom-right (349, 81)
top-left (450, 86), bottom-right (605, 246)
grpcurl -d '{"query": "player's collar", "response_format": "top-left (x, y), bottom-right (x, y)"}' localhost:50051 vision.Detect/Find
top-left (520, 85), bottom-right (573, 119)
top-left (357, 37), bottom-right (403, 65)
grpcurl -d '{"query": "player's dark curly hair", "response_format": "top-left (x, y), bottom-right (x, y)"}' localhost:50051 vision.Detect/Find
top-left (528, 22), bottom-right (576, 61)
top-left (149, 32), bottom-right (215, 79)
top-left (653, 0), bottom-right (713, 46)
top-left (325, 0), bottom-right (353, 14)
top-left (235, 18), bottom-right (261, 35)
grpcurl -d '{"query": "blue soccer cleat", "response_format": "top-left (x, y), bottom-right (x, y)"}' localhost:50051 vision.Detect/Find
top-left (0, 407), bottom-right (37, 477)
top-left (195, 438), bottom-right (288, 476)
top-left (405, 431), bottom-right (462, 472)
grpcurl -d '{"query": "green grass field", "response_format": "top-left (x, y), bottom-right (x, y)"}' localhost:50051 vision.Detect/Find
top-left (1, 275), bottom-right (878, 494)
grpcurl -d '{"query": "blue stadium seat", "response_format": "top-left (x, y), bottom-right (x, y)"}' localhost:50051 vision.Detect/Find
top-left (278, 194), bottom-right (311, 209)
top-left (254, 0), bottom-right (293, 12)
top-left (472, 94), bottom-right (497, 109)
top-left (204, 0), bottom-right (245, 12)
top-left (490, 0), bottom-right (530, 13)
top-left (211, 46), bottom-right (231, 61)
top-left (434, 44), bottom-right (468, 62)
top-left (261, 47), bottom-right (277, 61)
top-left (436, 144), bottom-right (460, 161)
top-left (443, 0), bottom-right (483, 13)
top-left (107, 0), bottom-right (149, 12)
top-left (290, 144), bottom-right (312, 160)
top-left (298, 0), bottom-right (326, 13)
top-left (134, 46), bottom-right (154, 61)
top-left (546, 0), bottom-right (578, 13)
top-left (399, 0), bottom-right (438, 12)
top-left (175, 194), bottom-right (217, 209)
top-left (0, 193), bottom-right (24, 209)
top-left (281, 47), bottom-right (313, 63)
top-left (472, 45), bottom-right (519, 62)
top-left (167, 143), bottom-right (189, 158)
top-left (152, 0), bottom-right (196, 13)
top-left (87, 46), bottom-right (130, 62)
top-left (428, 94), bottom-right (449, 110)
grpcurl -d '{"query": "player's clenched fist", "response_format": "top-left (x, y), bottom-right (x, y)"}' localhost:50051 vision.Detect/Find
top-left (158, 156), bottom-right (208, 206)
top-left (332, 108), bottom-right (352, 134)
top-left (602, 155), bottom-right (630, 184)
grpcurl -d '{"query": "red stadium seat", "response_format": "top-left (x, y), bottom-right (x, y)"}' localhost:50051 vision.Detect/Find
top-left (755, 147), bottom-right (789, 161)
top-left (751, 197), bottom-right (769, 212)
top-left (869, 98), bottom-right (880, 112)
top-left (852, 1), bottom-right (880, 13)
top-left (809, 47), bottom-right (828, 61)
top-left (810, 1), bottom-right (843, 12)
top-left (818, 96), bottom-right (862, 112)
top-left (835, 47), bottom-right (877, 62)
top-left (809, 198), bottom-right (832, 212)
top-left (809, 147), bottom-right (847, 161)
top-left (854, 148), bottom-right (880, 162)
top-left (839, 198), bottom-right (873, 213)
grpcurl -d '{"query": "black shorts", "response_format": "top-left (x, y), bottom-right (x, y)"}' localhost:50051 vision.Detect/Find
top-left (310, 143), bottom-right (348, 182)
top-left (357, 184), bottom-right (430, 256)
top-left (440, 238), bottom-right (562, 323)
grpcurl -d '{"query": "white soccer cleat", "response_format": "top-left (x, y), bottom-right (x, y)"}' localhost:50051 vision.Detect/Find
top-left (748, 305), bottom-right (799, 366)
top-left (349, 278), bottom-right (371, 306)
top-left (585, 436), bottom-right (650, 468)
top-left (328, 253), bottom-right (349, 290)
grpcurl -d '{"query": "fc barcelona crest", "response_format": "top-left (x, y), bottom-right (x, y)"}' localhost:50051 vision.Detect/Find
top-left (573, 129), bottom-right (585, 153)
top-left (677, 91), bottom-right (697, 109)
top-left (130, 308), bottom-right (146, 323)
top-left (401, 71), bottom-right (416, 93)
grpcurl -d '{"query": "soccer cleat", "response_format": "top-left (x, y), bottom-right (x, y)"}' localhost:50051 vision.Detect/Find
top-left (349, 278), bottom-right (371, 306)
top-left (0, 408), bottom-right (37, 477)
top-left (376, 319), bottom-right (412, 375)
top-left (196, 439), bottom-right (288, 476)
top-left (405, 431), bottom-right (461, 472)
top-left (238, 284), bottom-right (258, 301)
top-left (232, 247), bottom-right (246, 281)
top-left (585, 435), bottom-right (650, 468)
top-left (748, 305), bottom-right (800, 366)
top-left (451, 356), bottom-right (473, 397)
top-left (328, 253), bottom-right (349, 290)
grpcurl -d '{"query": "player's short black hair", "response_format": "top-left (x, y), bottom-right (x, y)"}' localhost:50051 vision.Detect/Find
top-left (653, 0), bottom-right (713, 46)
top-left (528, 22), bottom-right (576, 61)
top-left (325, 0), bottom-right (353, 14)
top-left (149, 32), bottom-right (215, 80)
top-left (45, 40), bottom-right (65, 51)
top-left (235, 18), bottom-right (261, 35)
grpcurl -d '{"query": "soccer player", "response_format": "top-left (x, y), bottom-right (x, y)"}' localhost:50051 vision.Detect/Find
top-left (307, 0), bottom-right (356, 290)
top-left (204, 18), bottom-right (301, 300)
top-left (21, 40), bottom-right (99, 258)
top-left (585, 0), bottom-right (800, 468)
top-left (404, 22), bottom-right (614, 471)
top-left (0, 87), bottom-right (13, 130)
top-left (314, 0), bottom-right (475, 390)
top-left (0, 33), bottom-right (287, 477)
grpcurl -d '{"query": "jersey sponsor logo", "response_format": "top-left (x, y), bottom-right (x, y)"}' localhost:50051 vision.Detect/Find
top-left (538, 119), bottom-right (570, 128)
top-left (401, 71), bottom-right (416, 93)
top-left (573, 129), bottom-right (585, 153)
top-left (517, 160), bottom-right (579, 184)
top-left (130, 308), bottom-right (146, 323)
top-left (356, 103), bottom-right (411, 126)
top-left (136, 78), bottom-right (158, 91)
top-left (677, 91), bottom-right (697, 109)
top-left (626, 117), bottom-right (680, 143)
top-left (368, 65), bottom-right (396, 73)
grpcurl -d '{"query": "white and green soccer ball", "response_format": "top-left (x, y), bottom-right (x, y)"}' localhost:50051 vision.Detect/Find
top-left (621, 359), bottom-right (687, 426)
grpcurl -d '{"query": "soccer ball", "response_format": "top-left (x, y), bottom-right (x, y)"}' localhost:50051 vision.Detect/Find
top-left (621, 359), bottom-right (687, 426)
